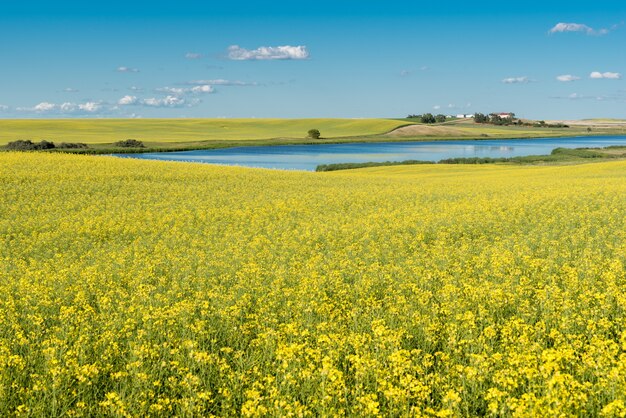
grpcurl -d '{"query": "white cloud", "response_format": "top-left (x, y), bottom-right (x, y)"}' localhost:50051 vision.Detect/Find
top-left (60, 102), bottom-right (77, 112)
top-left (556, 74), bottom-right (581, 82)
top-left (63, 87), bottom-right (79, 93)
top-left (118, 95), bottom-right (138, 105)
top-left (227, 45), bottom-right (309, 60)
top-left (399, 70), bottom-right (411, 77)
top-left (33, 102), bottom-right (57, 112)
top-left (142, 96), bottom-right (188, 107)
top-left (129, 86), bottom-right (144, 92)
top-left (185, 52), bottom-right (203, 59)
top-left (155, 85), bottom-right (215, 96)
top-left (21, 101), bottom-right (104, 114)
top-left (550, 92), bottom-right (595, 100)
top-left (502, 76), bottom-right (531, 84)
top-left (117, 66), bottom-right (140, 73)
top-left (187, 79), bottom-right (257, 86)
top-left (119, 87), bottom-right (206, 107)
top-left (590, 71), bottom-right (622, 79)
top-left (550, 22), bottom-right (594, 35)
top-left (549, 22), bottom-right (617, 36)
top-left (0, 105), bottom-right (9, 111)
top-left (78, 102), bottom-right (102, 112)
top-left (433, 105), bottom-right (441, 110)
top-left (155, 87), bottom-right (187, 95)
top-left (190, 85), bottom-right (214, 93)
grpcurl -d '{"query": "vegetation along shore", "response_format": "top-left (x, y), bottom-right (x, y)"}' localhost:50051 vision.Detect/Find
top-left (2, 117), bottom-right (626, 154)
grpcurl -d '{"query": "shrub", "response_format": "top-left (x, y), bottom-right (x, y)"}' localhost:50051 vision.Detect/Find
top-left (37, 140), bottom-right (56, 149)
top-left (307, 129), bottom-right (321, 139)
top-left (6, 140), bottom-right (37, 150)
top-left (316, 159), bottom-right (433, 172)
top-left (6, 140), bottom-right (56, 150)
top-left (114, 139), bottom-right (145, 148)
top-left (57, 142), bottom-right (89, 149)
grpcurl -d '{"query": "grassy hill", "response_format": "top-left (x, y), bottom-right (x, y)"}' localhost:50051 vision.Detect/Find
top-left (2, 118), bottom-right (625, 153)
top-left (0, 118), bottom-right (410, 145)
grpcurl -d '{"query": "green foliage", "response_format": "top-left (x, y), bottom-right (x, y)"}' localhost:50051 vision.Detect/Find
top-left (474, 113), bottom-right (489, 124)
top-left (57, 142), bottom-right (89, 149)
top-left (439, 147), bottom-right (617, 164)
top-left (316, 159), bottom-right (433, 172)
top-left (473, 112), bottom-right (570, 129)
top-left (322, 147), bottom-right (625, 170)
top-left (532, 122), bottom-right (569, 128)
top-left (421, 113), bottom-right (436, 124)
top-left (439, 157), bottom-right (508, 164)
top-left (114, 139), bottom-right (145, 148)
top-left (406, 113), bottom-right (439, 124)
top-left (307, 129), bottom-right (321, 139)
top-left (5, 140), bottom-right (55, 150)
top-left (550, 147), bottom-right (605, 158)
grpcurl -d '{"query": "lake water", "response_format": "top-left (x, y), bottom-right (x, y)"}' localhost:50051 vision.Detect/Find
top-left (115, 136), bottom-right (626, 171)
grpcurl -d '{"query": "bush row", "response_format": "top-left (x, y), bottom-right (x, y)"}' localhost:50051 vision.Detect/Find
top-left (4, 139), bottom-right (146, 151)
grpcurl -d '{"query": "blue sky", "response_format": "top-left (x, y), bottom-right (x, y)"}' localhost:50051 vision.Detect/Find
top-left (1, 1), bottom-right (625, 119)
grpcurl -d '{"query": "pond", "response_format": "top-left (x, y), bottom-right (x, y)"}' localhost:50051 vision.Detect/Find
top-left (115, 136), bottom-right (626, 171)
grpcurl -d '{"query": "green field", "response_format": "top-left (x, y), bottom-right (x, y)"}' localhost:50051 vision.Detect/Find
top-left (0, 118), bottom-right (410, 145)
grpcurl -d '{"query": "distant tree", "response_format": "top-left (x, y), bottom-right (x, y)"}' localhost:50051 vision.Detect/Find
top-left (114, 139), bottom-right (145, 148)
top-left (474, 113), bottom-right (489, 124)
top-left (435, 114), bottom-right (447, 123)
top-left (6, 140), bottom-right (37, 150)
top-left (6, 140), bottom-right (56, 150)
top-left (307, 129), bottom-right (321, 139)
top-left (421, 113), bottom-right (436, 124)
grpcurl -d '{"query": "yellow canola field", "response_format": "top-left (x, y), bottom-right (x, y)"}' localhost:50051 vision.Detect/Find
top-left (1, 153), bottom-right (626, 417)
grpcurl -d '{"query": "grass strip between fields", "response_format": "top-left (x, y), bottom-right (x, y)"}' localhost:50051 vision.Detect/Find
top-left (315, 147), bottom-right (626, 171)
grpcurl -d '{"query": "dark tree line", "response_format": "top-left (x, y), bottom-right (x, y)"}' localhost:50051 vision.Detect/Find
top-left (407, 113), bottom-right (447, 124)
top-left (474, 113), bottom-right (568, 128)
top-left (4, 139), bottom-right (148, 151)
top-left (474, 113), bottom-right (522, 126)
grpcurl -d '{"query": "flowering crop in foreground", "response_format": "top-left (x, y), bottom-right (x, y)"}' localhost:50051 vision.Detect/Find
top-left (1, 153), bottom-right (625, 416)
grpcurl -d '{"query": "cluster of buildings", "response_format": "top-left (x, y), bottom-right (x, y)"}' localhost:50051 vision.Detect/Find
top-left (452, 112), bottom-right (514, 119)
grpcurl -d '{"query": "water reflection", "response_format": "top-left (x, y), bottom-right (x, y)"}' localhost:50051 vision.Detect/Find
top-left (116, 136), bottom-right (626, 171)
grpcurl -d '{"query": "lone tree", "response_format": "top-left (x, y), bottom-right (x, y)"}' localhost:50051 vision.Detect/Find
top-left (307, 129), bottom-right (321, 139)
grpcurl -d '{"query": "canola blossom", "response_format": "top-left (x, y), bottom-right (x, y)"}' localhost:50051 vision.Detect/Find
top-left (1, 153), bottom-right (626, 417)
